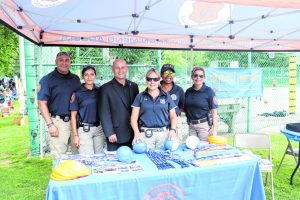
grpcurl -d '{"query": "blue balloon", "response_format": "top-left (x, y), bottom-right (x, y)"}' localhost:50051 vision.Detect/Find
top-left (117, 146), bottom-right (133, 163)
top-left (133, 141), bottom-right (147, 154)
top-left (164, 139), bottom-right (179, 151)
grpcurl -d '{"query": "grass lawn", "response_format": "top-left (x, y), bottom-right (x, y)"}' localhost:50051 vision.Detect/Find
top-left (0, 105), bottom-right (300, 199)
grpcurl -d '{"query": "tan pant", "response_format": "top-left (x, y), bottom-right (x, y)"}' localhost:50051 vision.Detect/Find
top-left (49, 117), bottom-right (71, 162)
top-left (188, 121), bottom-right (210, 141)
top-left (141, 128), bottom-right (169, 149)
top-left (176, 116), bottom-right (183, 144)
top-left (78, 125), bottom-right (105, 155)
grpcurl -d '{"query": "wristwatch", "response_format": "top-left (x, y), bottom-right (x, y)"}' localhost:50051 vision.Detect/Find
top-left (47, 122), bottom-right (54, 128)
top-left (170, 128), bottom-right (177, 133)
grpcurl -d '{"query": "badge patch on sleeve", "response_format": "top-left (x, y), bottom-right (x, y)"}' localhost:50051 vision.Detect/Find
top-left (70, 92), bottom-right (75, 103)
top-left (213, 96), bottom-right (218, 105)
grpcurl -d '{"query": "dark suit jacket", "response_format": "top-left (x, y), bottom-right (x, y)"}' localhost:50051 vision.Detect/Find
top-left (99, 78), bottom-right (139, 143)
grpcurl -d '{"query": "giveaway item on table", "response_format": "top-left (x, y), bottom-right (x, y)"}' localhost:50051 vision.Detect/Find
top-left (208, 136), bottom-right (227, 145)
top-left (92, 161), bottom-right (144, 175)
top-left (164, 139), bottom-right (179, 151)
top-left (146, 150), bottom-right (194, 170)
top-left (117, 146), bottom-right (134, 163)
top-left (185, 136), bottom-right (200, 150)
top-left (133, 141), bottom-right (148, 154)
top-left (192, 147), bottom-right (252, 167)
top-left (191, 144), bottom-right (233, 156)
top-left (51, 160), bottom-right (90, 181)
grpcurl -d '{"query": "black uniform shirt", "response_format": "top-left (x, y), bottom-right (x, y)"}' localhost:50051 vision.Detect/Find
top-left (37, 68), bottom-right (81, 116)
top-left (70, 84), bottom-right (99, 124)
top-left (132, 89), bottom-right (176, 128)
top-left (164, 82), bottom-right (185, 116)
top-left (184, 83), bottom-right (218, 120)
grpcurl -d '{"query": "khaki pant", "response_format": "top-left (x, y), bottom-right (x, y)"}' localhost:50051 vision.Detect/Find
top-left (176, 116), bottom-right (183, 144)
top-left (140, 129), bottom-right (168, 149)
top-left (78, 125), bottom-right (105, 155)
top-left (49, 117), bottom-right (71, 163)
top-left (188, 121), bottom-right (210, 141)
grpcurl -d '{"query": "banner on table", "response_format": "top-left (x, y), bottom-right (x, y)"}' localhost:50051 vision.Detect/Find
top-left (205, 68), bottom-right (263, 99)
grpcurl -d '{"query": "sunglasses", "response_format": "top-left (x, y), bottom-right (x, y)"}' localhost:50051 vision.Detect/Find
top-left (146, 77), bottom-right (160, 82)
top-left (192, 74), bottom-right (204, 78)
top-left (56, 52), bottom-right (70, 58)
top-left (163, 71), bottom-right (174, 76)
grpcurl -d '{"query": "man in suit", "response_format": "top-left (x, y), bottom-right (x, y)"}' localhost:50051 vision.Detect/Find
top-left (99, 59), bottom-right (139, 151)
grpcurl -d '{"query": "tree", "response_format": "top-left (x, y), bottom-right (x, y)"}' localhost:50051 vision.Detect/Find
top-left (0, 25), bottom-right (19, 77)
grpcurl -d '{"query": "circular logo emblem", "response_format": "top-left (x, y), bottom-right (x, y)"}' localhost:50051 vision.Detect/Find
top-left (143, 183), bottom-right (185, 200)
top-left (171, 94), bottom-right (177, 101)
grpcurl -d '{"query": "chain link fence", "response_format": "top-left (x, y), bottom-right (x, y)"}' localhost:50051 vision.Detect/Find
top-left (27, 47), bottom-right (299, 154)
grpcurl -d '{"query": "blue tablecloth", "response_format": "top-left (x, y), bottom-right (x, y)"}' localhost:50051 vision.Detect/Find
top-left (46, 148), bottom-right (265, 200)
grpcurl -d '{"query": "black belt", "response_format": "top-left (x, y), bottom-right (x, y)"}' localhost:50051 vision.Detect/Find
top-left (140, 127), bottom-right (167, 132)
top-left (51, 114), bottom-right (70, 122)
top-left (79, 122), bottom-right (99, 127)
top-left (188, 118), bottom-right (207, 124)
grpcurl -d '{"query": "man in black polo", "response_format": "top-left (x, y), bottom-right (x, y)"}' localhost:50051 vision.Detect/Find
top-left (38, 52), bottom-right (81, 162)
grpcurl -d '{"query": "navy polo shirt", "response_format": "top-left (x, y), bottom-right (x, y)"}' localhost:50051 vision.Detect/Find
top-left (184, 83), bottom-right (218, 120)
top-left (161, 81), bottom-right (185, 116)
top-left (70, 84), bottom-right (99, 124)
top-left (131, 89), bottom-right (177, 128)
top-left (38, 68), bottom-right (81, 116)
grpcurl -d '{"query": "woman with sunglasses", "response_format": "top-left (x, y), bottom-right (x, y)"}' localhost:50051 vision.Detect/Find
top-left (70, 65), bottom-right (105, 155)
top-left (184, 67), bottom-right (218, 141)
top-left (131, 68), bottom-right (178, 149)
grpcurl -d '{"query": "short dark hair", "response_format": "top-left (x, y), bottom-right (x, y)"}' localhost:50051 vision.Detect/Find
top-left (82, 65), bottom-right (96, 76)
top-left (191, 66), bottom-right (205, 77)
top-left (56, 52), bottom-right (70, 58)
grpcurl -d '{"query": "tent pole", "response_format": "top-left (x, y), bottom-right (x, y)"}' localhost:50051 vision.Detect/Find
top-left (189, 48), bottom-right (194, 85)
top-left (247, 52), bottom-right (252, 133)
top-left (39, 46), bottom-right (44, 158)
top-left (19, 36), bottom-right (26, 90)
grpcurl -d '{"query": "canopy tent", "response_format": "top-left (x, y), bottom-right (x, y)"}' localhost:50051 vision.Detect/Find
top-left (1, 0), bottom-right (300, 51)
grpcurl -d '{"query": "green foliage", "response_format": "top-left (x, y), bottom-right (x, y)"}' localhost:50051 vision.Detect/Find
top-left (59, 47), bottom-right (158, 65)
top-left (0, 25), bottom-right (19, 76)
top-left (110, 48), bottom-right (157, 65)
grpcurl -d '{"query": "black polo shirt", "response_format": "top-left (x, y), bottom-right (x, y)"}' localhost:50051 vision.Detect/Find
top-left (161, 81), bottom-right (185, 116)
top-left (184, 83), bottom-right (218, 120)
top-left (70, 84), bottom-right (99, 124)
top-left (38, 68), bottom-right (81, 116)
top-left (132, 89), bottom-right (177, 128)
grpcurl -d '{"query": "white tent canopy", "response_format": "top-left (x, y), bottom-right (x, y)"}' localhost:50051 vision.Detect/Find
top-left (1, 0), bottom-right (300, 51)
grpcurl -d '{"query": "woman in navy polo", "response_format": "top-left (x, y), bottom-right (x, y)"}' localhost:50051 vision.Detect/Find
top-left (184, 67), bottom-right (218, 141)
top-left (131, 68), bottom-right (178, 149)
top-left (70, 65), bottom-right (105, 155)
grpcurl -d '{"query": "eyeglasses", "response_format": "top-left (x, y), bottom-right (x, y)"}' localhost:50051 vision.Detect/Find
top-left (163, 71), bottom-right (174, 76)
top-left (56, 52), bottom-right (70, 58)
top-left (146, 77), bottom-right (160, 82)
top-left (192, 74), bottom-right (204, 78)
